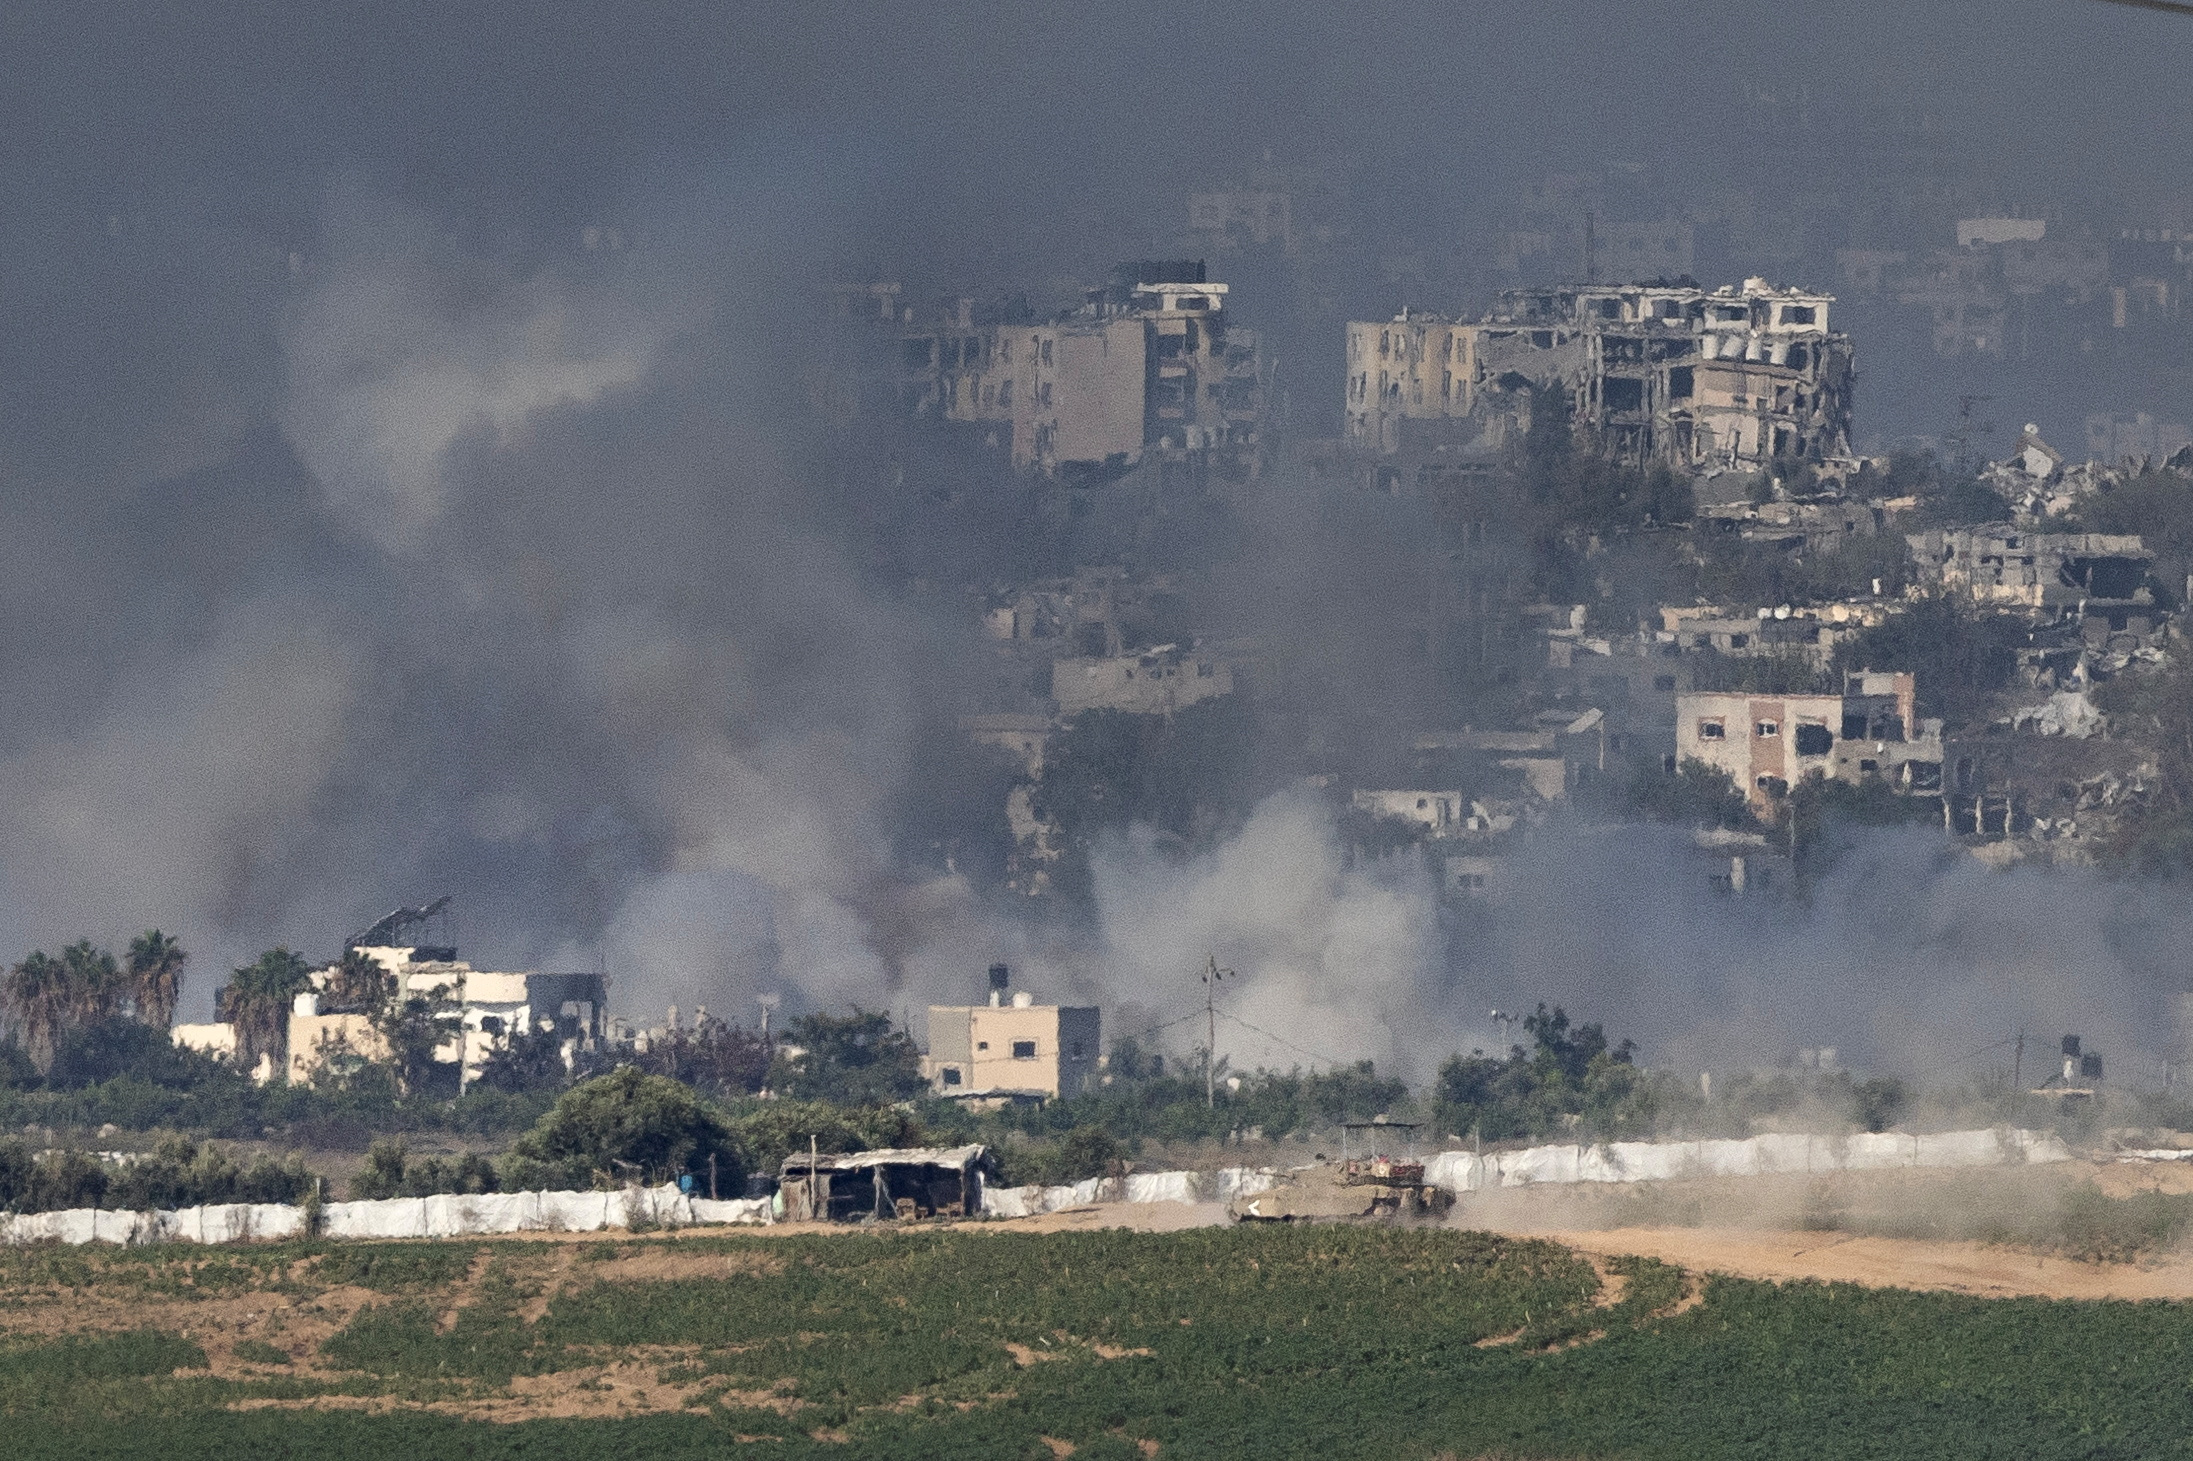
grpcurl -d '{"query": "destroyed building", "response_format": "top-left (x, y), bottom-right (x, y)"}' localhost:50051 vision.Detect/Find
top-left (1676, 670), bottom-right (1942, 809)
top-left (1050, 644), bottom-right (1234, 716)
top-left (1905, 526), bottom-right (2151, 612)
top-left (842, 262), bottom-right (1267, 477)
top-left (1344, 278), bottom-right (1854, 472)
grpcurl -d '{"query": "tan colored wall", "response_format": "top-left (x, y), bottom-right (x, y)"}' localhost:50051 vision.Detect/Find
top-left (288, 1012), bottom-right (387, 1087)
top-left (1049, 319), bottom-right (1146, 465)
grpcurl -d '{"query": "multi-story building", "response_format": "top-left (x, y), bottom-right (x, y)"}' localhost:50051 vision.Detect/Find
top-left (180, 943), bottom-right (609, 1089)
top-left (851, 262), bottom-right (1267, 477)
top-left (923, 966), bottom-right (1100, 1102)
top-left (1344, 277), bottom-right (1854, 471)
top-left (1675, 671), bottom-right (1942, 810)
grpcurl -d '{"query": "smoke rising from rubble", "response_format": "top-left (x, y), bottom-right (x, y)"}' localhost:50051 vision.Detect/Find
top-left (3, 3), bottom-right (2193, 1081)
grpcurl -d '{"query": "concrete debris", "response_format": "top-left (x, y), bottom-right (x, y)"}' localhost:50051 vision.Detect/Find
top-left (2012, 690), bottom-right (2106, 739)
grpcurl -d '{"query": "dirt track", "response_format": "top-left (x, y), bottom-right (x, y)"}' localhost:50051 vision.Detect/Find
top-left (1534, 1225), bottom-right (2193, 1301)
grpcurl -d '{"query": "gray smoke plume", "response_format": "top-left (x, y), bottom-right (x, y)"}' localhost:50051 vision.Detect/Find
top-left (4, 0), bottom-right (2193, 1082)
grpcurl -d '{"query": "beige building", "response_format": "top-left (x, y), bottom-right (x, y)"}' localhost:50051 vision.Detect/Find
top-left (1675, 671), bottom-right (1941, 810)
top-left (186, 942), bottom-right (609, 1089)
top-left (867, 263), bottom-right (1265, 477)
top-left (924, 982), bottom-right (1100, 1101)
top-left (1344, 278), bottom-right (1853, 471)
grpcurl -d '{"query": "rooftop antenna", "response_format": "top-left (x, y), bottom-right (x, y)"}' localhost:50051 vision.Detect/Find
top-left (1489, 1008), bottom-right (1521, 1050)
top-left (1202, 954), bottom-right (1234, 1109)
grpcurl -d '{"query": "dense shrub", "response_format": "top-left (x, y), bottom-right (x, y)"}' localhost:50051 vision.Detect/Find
top-left (501, 1067), bottom-right (739, 1191)
top-left (766, 1009), bottom-right (927, 1104)
top-left (347, 1139), bottom-right (499, 1199)
top-left (0, 1137), bottom-right (315, 1214)
top-left (1432, 1004), bottom-right (1652, 1141)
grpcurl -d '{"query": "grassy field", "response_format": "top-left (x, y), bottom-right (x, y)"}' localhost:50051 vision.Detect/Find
top-left (1, 1225), bottom-right (2191, 1459)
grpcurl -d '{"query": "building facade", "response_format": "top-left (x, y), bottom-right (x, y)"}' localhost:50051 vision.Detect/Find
top-left (187, 943), bottom-right (609, 1089)
top-left (1676, 671), bottom-right (1941, 810)
top-left (854, 262), bottom-right (1267, 477)
top-left (924, 990), bottom-right (1101, 1101)
top-left (1906, 527), bottom-right (2152, 612)
top-left (1345, 278), bottom-right (1854, 472)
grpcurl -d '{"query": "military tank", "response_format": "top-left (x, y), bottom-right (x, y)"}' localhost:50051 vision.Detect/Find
top-left (1230, 1119), bottom-right (1452, 1222)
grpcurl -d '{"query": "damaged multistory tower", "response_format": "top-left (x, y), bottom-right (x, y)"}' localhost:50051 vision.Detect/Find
top-left (1345, 278), bottom-right (1854, 471)
top-left (846, 261), bottom-right (1267, 477)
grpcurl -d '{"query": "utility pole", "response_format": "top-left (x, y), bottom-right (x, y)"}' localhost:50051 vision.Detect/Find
top-left (1202, 954), bottom-right (1232, 1108)
top-left (2013, 1027), bottom-right (2024, 1091)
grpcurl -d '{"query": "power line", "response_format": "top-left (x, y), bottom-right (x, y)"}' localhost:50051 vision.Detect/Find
top-left (1217, 1010), bottom-right (1356, 1071)
top-left (1928, 1034), bottom-right (2019, 1072)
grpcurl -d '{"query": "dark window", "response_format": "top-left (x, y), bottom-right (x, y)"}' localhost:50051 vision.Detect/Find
top-left (941, 1067), bottom-right (962, 1086)
top-left (1842, 712), bottom-right (1868, 740)
top-left (1794, 724), bottom-right (1833, 756)
top-left (1667, 366), bottom-right (1693, 400)
top-left (1605, 377), bottom-right (1644, 412)
top-left (1012, 1040), bottom-right (1038, 1060)
top-left (1698, 720), bottom-right (1726, 740)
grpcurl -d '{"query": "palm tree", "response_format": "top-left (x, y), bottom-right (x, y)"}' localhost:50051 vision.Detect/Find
top-left (125, 931), bottom-right (188, 1029)
top-left (322, 947), bottom-right (393, 1015)
top-left (215, 949), bottom-right (313, 1080)
top-left (58, 940), bottom-right (126, 1029)
top-left (2, 951), bottom-right (73, 1073)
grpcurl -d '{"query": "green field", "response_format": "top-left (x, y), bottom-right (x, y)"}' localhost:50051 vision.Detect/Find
top-left (3, 1226), bottom-right (2191, 1459)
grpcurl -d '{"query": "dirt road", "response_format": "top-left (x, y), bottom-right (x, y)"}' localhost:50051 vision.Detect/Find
top-left (1534, 1224), bottom-right (2193, 1301)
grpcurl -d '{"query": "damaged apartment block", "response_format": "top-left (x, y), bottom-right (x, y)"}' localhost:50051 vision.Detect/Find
top-left (1677, 670), bottom-right (1942, 811)
top-left (841, 261), bottom-right (1268, 479)
top-left (1345, 278), bottom-right (1854, 472)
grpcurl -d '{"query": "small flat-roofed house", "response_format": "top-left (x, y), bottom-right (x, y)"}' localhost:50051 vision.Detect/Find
top-left (777, 1145), bottom-right (995, 1222)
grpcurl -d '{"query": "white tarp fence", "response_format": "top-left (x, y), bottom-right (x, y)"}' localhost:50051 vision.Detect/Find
top-left (1, 1183), bottom-right (773, 1248)
top-left (980, 1166), bottom-right (1275, 1218)
top-left (1421, 1127), bottom-right (2071, 1193)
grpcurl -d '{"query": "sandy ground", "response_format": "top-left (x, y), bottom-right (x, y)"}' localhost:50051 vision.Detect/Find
top-left (1532, 1225), bottom-right (2193, 1302)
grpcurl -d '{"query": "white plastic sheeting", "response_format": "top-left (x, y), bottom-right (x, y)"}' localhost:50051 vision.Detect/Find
top-left (0, 1203), bottom-right (308, 1247)
top-left (981, 1166), bottom-right (1274, 1217)
top-left (1420, 1127), bottom-right (2071, 1193)
top-left (1, 1183), bottom-right (773, 1248)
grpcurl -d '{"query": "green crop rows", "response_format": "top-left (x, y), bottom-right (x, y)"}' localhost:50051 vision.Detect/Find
top-left (2, 1227), bottom-right (2192, 1458)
